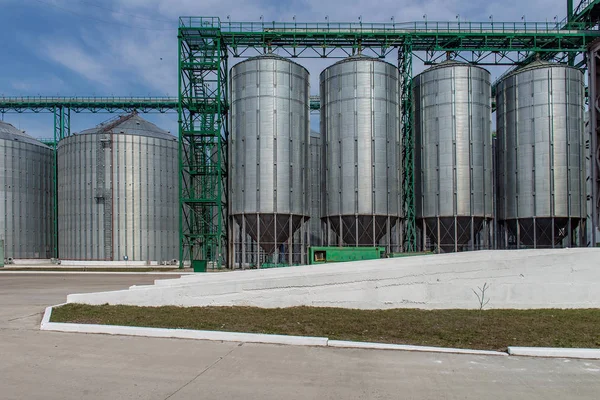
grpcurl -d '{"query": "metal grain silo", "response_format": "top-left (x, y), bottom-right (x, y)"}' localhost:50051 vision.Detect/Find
top-left (0, 121), bottom-right (53, 259)
top-left (57, 113), bottom-right (178, 262)
top-left (309, 130), bottom-right (322, 247)
top-left (496, 61), bottom-right (586, 248)
top-left (320, 56), bottom-right (402, 249)
top-left (414, 61), bottom-right (494, 253)
top-left (230, 54), bottom-right (310, 268)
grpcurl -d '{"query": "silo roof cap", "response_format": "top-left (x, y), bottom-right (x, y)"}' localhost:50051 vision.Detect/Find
top-left (0, 121), bottom-right (50, 147)
top-left (77, 113), bottom-right (176, 140)
top-left (415, 59), bottom-right (490, 78)
top-left (233, 53), bottom-right (309, 74)
top-left (330, 54), bottom-right (394, 67)
top-left (502, 60), bottom-right (582, 81)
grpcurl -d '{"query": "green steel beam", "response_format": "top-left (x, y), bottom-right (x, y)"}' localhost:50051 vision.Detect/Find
top-left (180, 18), bottom-right (599, 66)
top-left (0, 97), bottom-right (178, 113)
top-left (309, 95), bottom-right (320, 110)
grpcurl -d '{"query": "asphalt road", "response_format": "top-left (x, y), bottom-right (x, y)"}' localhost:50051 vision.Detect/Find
top-left (1, 273), bottom-right (599, 400)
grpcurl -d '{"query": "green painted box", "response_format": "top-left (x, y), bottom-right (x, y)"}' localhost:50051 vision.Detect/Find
top-left (308, 247), bottom-right (386, 265)
top-left (192, 260), bottom-right (207, 273)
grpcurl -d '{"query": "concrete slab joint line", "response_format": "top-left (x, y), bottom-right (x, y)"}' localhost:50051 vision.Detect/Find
top-left (40, 305), bottom-right (600, 359)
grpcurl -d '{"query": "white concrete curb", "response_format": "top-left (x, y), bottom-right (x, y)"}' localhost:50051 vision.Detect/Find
top-left (40, 305), bottom-right (599, 359)
top-left (508, 347), bottom-right (600, 360)
top-left (328, 340), bottom-right (506, 356)
top-left (40, 305), bottom-right (327, 347)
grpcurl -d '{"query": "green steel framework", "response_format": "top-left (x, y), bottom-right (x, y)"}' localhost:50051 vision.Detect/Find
top-left (178, 21), bottom-right (229, 268)
top-left (178, 1), bottom-right (600, 266)
top-left (398, 41), bottom-right (416, 251)
top-left (1, 0), bottom-right (599, 266)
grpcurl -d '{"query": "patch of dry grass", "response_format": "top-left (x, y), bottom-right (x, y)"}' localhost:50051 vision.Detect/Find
top-left (51, 304), bottom-right (600, 351)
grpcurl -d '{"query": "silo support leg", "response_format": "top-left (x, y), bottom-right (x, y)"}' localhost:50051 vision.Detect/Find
top-left (301, 218), bottom-right (306, 265)
top-left (454, 216), bottom-right (458, 252)
top-left (339, 216), bottom-right (343, 247)
top-left (386, 216), bottom-right (391, 254)
top-left (437, 217), bottom-right (441, 254)
top-left (422, 219), bottom-right (427, 252)
top-left (534, 217), bottom-right (537, 249)
top-left (551, 217), bottom-right (555, 249)
top-left (372, 215), bottom-right (376, 248)
top-left (256, 213), bottom-right (261, 269)
top-left (470, 216), bottom-right (475, 251)
top-left (567, 217), bottom-right (572, 248)
top-left (241, 217), bottom-right (246, 269)
top-left (288, 215), bottom-right (293, 266)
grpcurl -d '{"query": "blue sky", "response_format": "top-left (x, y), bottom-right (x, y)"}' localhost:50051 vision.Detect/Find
top-left (0, 0), bottom-right (574, 137)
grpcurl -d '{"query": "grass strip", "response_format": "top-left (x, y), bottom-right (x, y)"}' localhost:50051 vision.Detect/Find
top-left (50, 304), bottom-right (600, 351)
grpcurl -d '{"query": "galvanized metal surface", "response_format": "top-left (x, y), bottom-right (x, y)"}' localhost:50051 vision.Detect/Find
top-left (57, 114), bottom-right (178, 261)
top-left (414, 61), bottom-right (493, 220)
top-left (230, 55), bottom-right (310, 257)
top-left (496, 61), bottom-right (586, 220)
top-left (0, 121), bottom-right (53, 259)
top-left (320, 56), bottom-right (402, 246)
top-left (413, 61), bottom-right (493, 250)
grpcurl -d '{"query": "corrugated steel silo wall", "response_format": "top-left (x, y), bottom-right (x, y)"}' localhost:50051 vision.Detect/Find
top-left (320, 57), bottom-right (402, 224)
top-left (414, 62), bottom-right (493, 221)
top-left (58, 133), bottom-right (178, 261)
top-left (496, 63), bottom-right (586, 221)
top-left (230, 55), bottom-right (310, 218)
top-left (0, 139), bottom-right (53, 258)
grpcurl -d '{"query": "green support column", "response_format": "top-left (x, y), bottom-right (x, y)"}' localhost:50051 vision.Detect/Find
top-left (178, 18), bottom-right (229, 270)
top-left (568, 0), bottom-right (575, 65)
top-left (52, 106), bottom-right (70, 258)
top-left (399, 43), bottom-right (417, 252)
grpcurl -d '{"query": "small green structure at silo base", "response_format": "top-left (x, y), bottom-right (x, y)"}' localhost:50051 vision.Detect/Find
top-left (191, 260), bottom-right (207, 273)
top-left (308, 246), bottom-right (386, 265)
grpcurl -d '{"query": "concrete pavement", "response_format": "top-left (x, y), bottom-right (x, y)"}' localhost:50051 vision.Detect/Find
top-left (1, 273), bottom-right (599, 399)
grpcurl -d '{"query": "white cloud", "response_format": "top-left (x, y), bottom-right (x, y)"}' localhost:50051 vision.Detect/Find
top-left (37, 39), bottom-right (115, 86)
top-left (10, 75), bottom-right (66, 94)
top-left (12, 0), bottom-right (580, 98)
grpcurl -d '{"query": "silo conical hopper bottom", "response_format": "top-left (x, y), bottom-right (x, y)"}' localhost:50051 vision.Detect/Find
top-left (234, 214), bottom-right (305, 255)
top-left (325, 215), bottom-right (395, 246)
top-left (422, 217), bottom-right (487, 253)
top-left (505, 218), bottom-right (570, 247)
